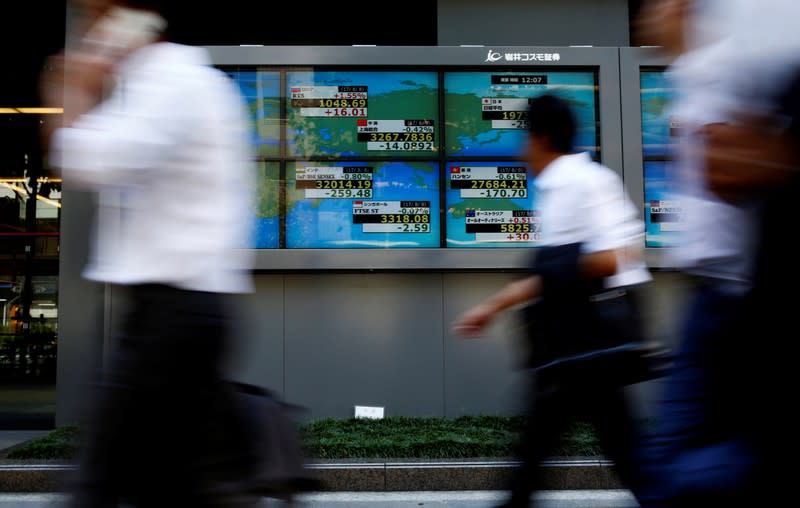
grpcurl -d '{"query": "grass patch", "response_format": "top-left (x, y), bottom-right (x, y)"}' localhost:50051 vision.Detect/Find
top-left (551, 421), bottom-right (604, 457)
top-left (6, 417), bottom-right (603, 460)
top-left (5, 425), bottom-right (81, 460)
top-left (302, 416), bottom-right (603, 459)
top-left (301, 416), bottom-right (523, 459)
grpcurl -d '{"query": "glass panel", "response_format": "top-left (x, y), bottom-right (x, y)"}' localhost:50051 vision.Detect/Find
top-left (252, 161), bottom-right (280, 248)
top-left (226, 70), bottom-right (282, 159)
top-left (640, 69), bottom-right (683, 247)
top-left (445, 161), bottom-right (540, 248)
top-left (444, 71), bottom-right (600, 157)
top-left (216, 67), bottom-right (604, 251)
top-left (286, 161), bottom-right (440, 248)
top-left (286, 71), bottom-right (439, 158)
top-left (644, 160), bottom-right (685, 247)
top-left (640, 69), bottom-right (678, 157)
top-left (0, 113), bottom-right (59, 429)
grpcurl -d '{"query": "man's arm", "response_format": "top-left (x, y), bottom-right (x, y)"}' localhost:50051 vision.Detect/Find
top-left (451, 275), bottom-right (543, 339)
top-left (579, 249), bottom-right (619, 279)
top-left (450, 248), bottom-right (618, 339)
top-left (703, 119), bottom-right (796, 203)
top-left (704, 68), bottom-right (800, 202)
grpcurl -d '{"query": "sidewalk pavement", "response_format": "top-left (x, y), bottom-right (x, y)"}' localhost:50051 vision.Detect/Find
top-left (0, 430), bottom-right (624, 493)
top-left (0, 459), bottom-right (624, 493)
top-left (0, 431), bottom-right (48, 452)
top-left (0, 490), bottom-right (640, 507)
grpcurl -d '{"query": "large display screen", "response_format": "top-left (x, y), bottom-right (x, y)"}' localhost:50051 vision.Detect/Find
top-left (640, 69), bottom-right (683, 247)
top-left (285, 161), bottom-right (440, 248)
top-left (444, 71), bottom-right (599, 157)
top-left (220, 66), bottom-right (602, 250)
top-left (286, 71), bottom-right (439, 158)
top-left (445, 162), bottom-right (539, 248)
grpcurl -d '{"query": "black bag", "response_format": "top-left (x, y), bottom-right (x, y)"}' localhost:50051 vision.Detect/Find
top-left (230, 382), bottom-right (321, 499)
top-left (520, 290), bottom-right (672, 385)
top-left (520, 243), bottom-right (671, 385)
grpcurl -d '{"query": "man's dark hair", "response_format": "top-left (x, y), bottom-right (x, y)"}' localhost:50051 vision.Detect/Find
top-left (527, 94), bottom-right (576, 153)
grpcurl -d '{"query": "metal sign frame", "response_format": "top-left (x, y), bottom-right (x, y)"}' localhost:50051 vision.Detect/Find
top-left (206, 45), bottom-right (623, 270)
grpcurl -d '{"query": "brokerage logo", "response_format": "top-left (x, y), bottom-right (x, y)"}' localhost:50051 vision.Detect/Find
top-left (485, 50), bottom-right (561, 63)
top-left (484, 50), bottom-right (503, 62)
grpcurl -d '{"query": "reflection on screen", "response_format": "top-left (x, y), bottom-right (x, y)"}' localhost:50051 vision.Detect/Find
top-left (644, 161), bottom-right (684, 248)
top-left (640, 70), bottom-right (678, 158)
top-left (226, 71), bottom-right (281, 158)
top-left (285, 161), bottom-right (440, 248)
top-left (252, 162), bottom-right (280, 248)
top-left (286, 71), bottom-right (439, 158)
top-left (444, 71), bottom-right (599, 157)
top-left (641, 70), bottom-right (682, 247)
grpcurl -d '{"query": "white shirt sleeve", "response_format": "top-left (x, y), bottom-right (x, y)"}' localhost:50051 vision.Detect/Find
top-left (50, 76), bottom-right (184, 190)
top-left (580, 167), bottom-right (645, 254)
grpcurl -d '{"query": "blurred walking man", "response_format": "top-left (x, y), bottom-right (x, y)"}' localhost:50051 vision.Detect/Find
top-left (43, 1), bottom-right (257, 506)
top-left (452, 95), bottom-right (652, 508)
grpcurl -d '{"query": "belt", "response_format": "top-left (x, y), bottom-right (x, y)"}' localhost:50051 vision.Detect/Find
top-left (588, 288), bottom-right (627, 302)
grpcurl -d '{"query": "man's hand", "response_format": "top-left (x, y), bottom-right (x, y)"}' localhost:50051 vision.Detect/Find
top-left (41, 48), bottom-right (116, 120)
top-left (452, 276), bottom-right (542, 339)
top-left (451, 302), bottom-right (498, 339)
top-left (39, 50), bottom-right (115, 154)
top-left (703, 120), bottom-right (795, 203)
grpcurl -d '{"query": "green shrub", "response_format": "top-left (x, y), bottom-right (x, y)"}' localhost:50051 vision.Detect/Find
top-left (300, 416), bottom-right (526, 459)
top-left (6, 417), bottom-right (603, 460)
top-left (5, 425), bottom-right (81, 460)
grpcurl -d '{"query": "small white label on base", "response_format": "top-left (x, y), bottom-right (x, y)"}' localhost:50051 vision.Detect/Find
top-left (354, 405), bottom-right (385, 419)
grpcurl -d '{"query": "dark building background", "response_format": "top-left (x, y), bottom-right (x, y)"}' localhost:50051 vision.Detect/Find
top-left (0, 0), bottom-right (439, 430)
top-left (2, 1), bottom-right (655, 106)
top-left (1, 0), bottom-right (653, 429)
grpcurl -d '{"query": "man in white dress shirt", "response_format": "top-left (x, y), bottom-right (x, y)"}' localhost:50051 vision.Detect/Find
top-left (43, 1), bottom-right (257, 506)
top-left (634, 2), bottom-right (800, 506)
top-left (452, 94), bottom-right (651, 508)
